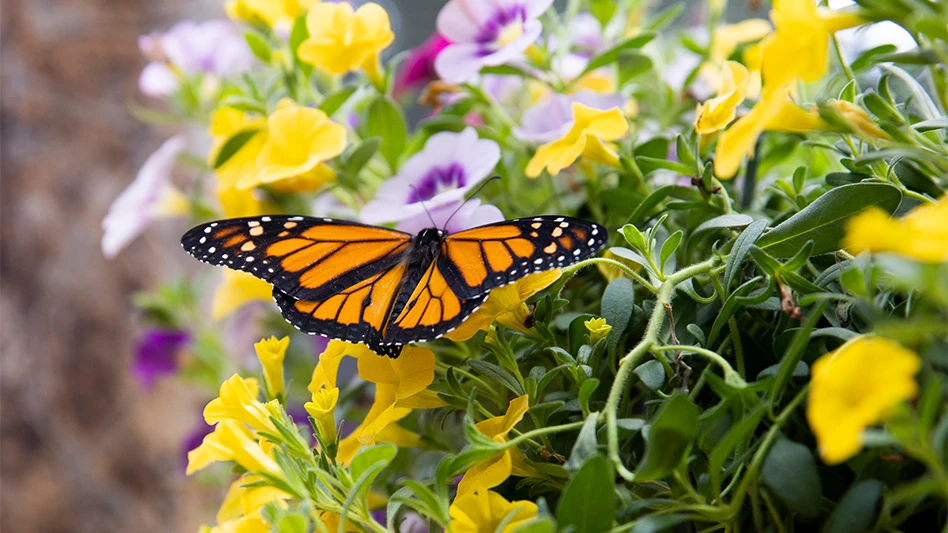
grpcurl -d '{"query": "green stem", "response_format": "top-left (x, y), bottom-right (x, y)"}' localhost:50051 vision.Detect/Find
top-left (561, 257), bottom-right (659, 294)
top-left (654, 345), bottom-right (746, 387)
top-left (504, 420), bottom-right (587, 449)
top-left (832, 34), bottom-right (857, 86)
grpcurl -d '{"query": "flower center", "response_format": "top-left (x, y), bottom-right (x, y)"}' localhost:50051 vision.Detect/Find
top-left (475, 5), bottom-right (527, 48)
top-left (496, 22), bottom-right (524, 47)
top-left (407, 163), bottom-right (467, 203)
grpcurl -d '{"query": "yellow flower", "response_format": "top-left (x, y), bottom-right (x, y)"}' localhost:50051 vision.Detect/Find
top-left (254, 336), bottom-right (289, 399)
top-left (187, 420), bottom-right (284, 479)
top-left (208, 108), bottom-right (268, 217)
top-left (337, 346), bottom-right (438, 464)
top-left (709, 19), bottom-right (773, 66)
top-left (298, 2), bottom-right (394, 82)
top-left (760, 0), bottom-right (864, 88)
top-left (304, 386), bottom-right (339, 443)
top-left (714, 85), bottom-right (828, 178)
top-left (826, 100), bottom-right (890, 140)
top-left (807, 336), bottom-right (920, 464)
top-left (457, 395), bottom-right (541, 495)
top-left (209, 516), bottom-right (270, 533)
top-left (212, 270), bottom-right (273, 321)
top-left (449, 490), bottom-right (538, 533)
top-left (525, 103), bottom-right (629, 178)
top-left (226, 0), bottom-right (305, 32)
top-left (584, 317), bottom-right (612, 345)
top-left (695, 61), bottom-right (751, 135)
top-left (205, 374), bottom-right (281, 433)
top-left (446, 270), bottom-right (561, 341)
top-left (237, 100), bottom-right (346, 192)
top-left (216, 474), bottom-right (290, 528)
top-left (842, 197), bottom-right (948, 263)
top-left (308, 340), bottom-right (378, 392)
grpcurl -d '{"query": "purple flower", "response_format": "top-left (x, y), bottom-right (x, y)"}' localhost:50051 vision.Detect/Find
top-left (132, 329), bottom-right (190, 389)
top-left (360, 127), bottom-right (503, 232)
top-left (514, 90), bottom-right (629, 144)
top-left (394, 33), bottom-right (452, 95)
top-left (138, 20), bottom-right (254, 98)
top-left (434, 0), bottom-right (554, 84)
top-left (102, 135), bottom-right (187, 258)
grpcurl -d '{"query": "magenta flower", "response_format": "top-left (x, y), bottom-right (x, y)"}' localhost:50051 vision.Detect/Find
top-left (434, 0), bottom-right (554, 84)
top-left (514, 90), bottom-right (629, 143)
top-left (395, 33), bottom-right (452, 95)
top-left (132, 329), bottom-right (190, 389)
top-left (138, 20), bottom-right (254, 98)
top-left (360, 127), bottom-right (503, 232)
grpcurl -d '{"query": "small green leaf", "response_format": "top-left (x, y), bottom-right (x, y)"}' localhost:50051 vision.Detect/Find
top-left (363, 97), bottom-right (407, 171)
top-left (850, 44), bottom-right (897, 72)
top-left (863, 91), bottom-right (902, 123)
top-left (566, 413), bottom-right (600, 470)
top-left (694, 214), bottom-right (754, 235)
top-left (724, 220), bottom-right (768, 289)
top-left (467, 360), bottom-right (524, 395)
top-left (278, 515), bottom-right (307, 533)
top-left (578, 32), bottom-right (656, 79)
top-left (629, 514), bottom-right (690, 533)
top-left (319, 86), bottom-right (358, 117)
top-left (556, 455), bottom-right (616, 533)
top-left (213, 129), bottom-right (260, 169)
top-left (627, 185), bottom-right (675, 225)
top-left (512, 518), bottom-right (556, 533)
top-left (707, 276), bottom-right (761, 346)
top-left (761, 438), bottom-right (823, 518)
top-left (244, 31), bottom-right (272, 63)
top-left (823, 480), bottom-right (884, 533)
top-left (659, 230), bottom-right (683, 272)
top-left (837, 79), bottom-right (857, 102)
top-left (646, 2), bottom-right (685, 31)
top-left (579, 379), bottom-right (600, 415)
top-left (635, 392), bottom-right (699, 481)
top-left (675, 134), bottom-right (696, 171)
top-left (342, 137), bottom-right (381, 178)
top-left (757, 183), bottom-right (902, 257)
top-left (601, 277), bottom-right (635, 354)
top-left (708, 402), bottom-right (767, 496)
top-left (349, 443), bottom-right (397, 481)
top-left (635, 156), bottom-right (695, 177)
top-left (619, 225), bottom-right (648, 253)
top-left (618, 52), bottom-right (654, 87)
top-left (634, 360), bottom-right (665, 391)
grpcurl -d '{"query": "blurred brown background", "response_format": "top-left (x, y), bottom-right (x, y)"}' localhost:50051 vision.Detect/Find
top-left (0, 1), bottom-right (442, 531)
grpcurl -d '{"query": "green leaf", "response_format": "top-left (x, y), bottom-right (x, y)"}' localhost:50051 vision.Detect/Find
top-left (579, 379), bottom-right (600, 415)
top-left (838, 79), bottom-right (857, 102)
top-left (634, 360), bottom-right (665, 391)
top-left (468, 360), bottom-right (524, 395)
top-left (480, 64), bottom-right (542, 80)
top-left (364, 97), bottom-right (407, 171)
top-left (244, 31), bottom-right (272, 63)
top-left (675, 134), bottom-right (696, 171)
top-left (618, 52), bottom-right (654, 87)
top-left (635, 393), bottom-right (699, 481)
top-left (768, 301), bottom-right (827, 404)
top-left (850, 44), bottom-right (897, 71)
top-left (512, 518), bottom-right (556, 533)
top-left (823, 480), bottom-right (883, 533)
top-left (627, 185), bottom-right (675, 225)
top-left (707, 276), bottom-right (762, 347)
top-left (863, 91), bottom-right (902, 122)
top-left (349, 443), bottom-right (397, 481)
top-left (578, 32), bottom-right (657, 79)
top-left (757, 183), bottom-right (902, 257)
top-left (619, 225), bottom-right (649, 253)
top-left (913, 117), bottom-right (948, 132)
top-left (629, 514), bottom-right (690, 533)
top-left (660, 230), bottom-right (683, 272)
top-left (213, 129), bottom-right (260, 169)
top-left (825, 172), bottom-right (871, 186)
top-left (601, 277), bottom-right (635, 354)
top-left (278, 515), bottom-right (307, 533)
top-left (635, 156), bottom-right (695, 177)
top-left (761, 438), bottom-right (823, 518)
top-left (566, 413), bottom-right (601, 470)
top-left (319, 86), bottom-right (358, 117)
top-left (341, 137), bottom-right (381, 178)
top-left (724, 220), bottom-right (768, 289)
top-left (646, 2), bottom-right (685, 31)
top-left (556, 455), bottom-right (616, 533)
top-left (694, 214), bottom-right (754, 236)
top-left (708, 402), bottom-right (767, 497)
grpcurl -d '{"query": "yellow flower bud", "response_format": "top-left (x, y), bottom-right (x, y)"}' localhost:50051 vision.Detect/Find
top-left (827, 100), bottom-right (890, 140)
top-left (254, 336), bottom-right (289, 399)
top-left (304, 386), bottom-right (339, 444)
top-left (584, 317), bottom-right (612, 345)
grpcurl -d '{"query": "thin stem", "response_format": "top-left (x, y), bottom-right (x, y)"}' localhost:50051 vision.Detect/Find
top-left (655, 345), bottom-right (746, 387)
top-left (561, 257), bottom-right (659, 294)
top-left (832, 34), bottom-right (857, 86)
top-left (504, 420), bottom-right (587, 449)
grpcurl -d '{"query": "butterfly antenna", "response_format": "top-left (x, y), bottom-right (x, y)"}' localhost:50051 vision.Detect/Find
top-left (442, 175), bottom-right (502, 232)
top-left (408, 184), bottom-right (439, 229)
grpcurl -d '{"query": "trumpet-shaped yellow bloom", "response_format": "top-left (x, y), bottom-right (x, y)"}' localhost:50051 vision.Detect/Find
top-left (449, 490), bottom-right (538, 533)
top-left (827, 100), bottom-right (890, 141)
top-left (298, 2), bottom-right (394, 80)
top-left (843, 197), bottom-right (948, 263)
top-left (187, 420), bottom-right (284, 479)
top-left (695, 61), bottom-right (751, 135)
top-left (204, 374), bottom-right (281, 433)
top-left (525, 104), bottom-right (628, 178)
top-left (255, 336), bottom-right (289, 399)
top-left (304, 386), bottom-right (339, 443)
top-left (807, 336), bottom-right (920, 464)
top-left (584, 317), bottom-right (613, 345)
top-left (238, 100), bottom-right (346, 191)
top-left (212, 270), bottom-right (273, 321)
top-left (714, 85), bottom-right (828, 178)
top-left (709, 19), bottom-right (773, 66)
top-left (208, 108), bottom-right (267, 217)
top-left (337, 346), bottom-right (438, 464)
top-left (457, 395), bottom-right (542, 495)
top-left (761, 0), bottom-right (864, 88)
top-left (216, 474), bottom-right (290, 527)
top-left (446, 270), bottom-right (561, 341)
top-left (308, 340), bottom-right (378, 393)
top-left (226, 0), bottom-right (305, 32)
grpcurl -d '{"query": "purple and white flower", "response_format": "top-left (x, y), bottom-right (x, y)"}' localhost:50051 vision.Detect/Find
top-left (132, 328), bottom-right (190, 389)
top-left (514, 90), bottom-right (629, 143)
top-left (360, 127), bottom-right (503, 232)
top-left (102, 135), bottom-right (188, 259)
top-left (434, 0), bottom-right (554, 84)
top-left (138, 20), bottom-right (254, 98)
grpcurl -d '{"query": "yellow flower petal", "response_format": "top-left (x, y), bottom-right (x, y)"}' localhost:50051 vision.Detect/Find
top-left (308, 340), bottom-right (376, 393)
top-left (842, 197), bottom-right (948, 262)
top-left (255, 336), bottom-right (289, 399)
top-left (446, 271), bottom-right (561, 341)
top-left (211, 270), bottom-right (273, 321)
top-left (298, 2), bottom-right (394, 76)
top-left (457, 395), bottom-right (531, 495)
top-left (204, 374), bottom-right (280, 433)
top-left (695, 61), bottom-right (750, 134)
top-left (709, 19), bottom-right (773, 64)
top-left (525, 104), bottom-right (628, 178)
top-left (827, 100), bottom-right (890, 140)
top-left (304, 386), bottom-right (339, 443)
top-left (807, 336), bottom-right (920, 464)
top-left (584, 317), bottom-right (613, 345)
top-left (449, 490), bottom-right (539, 533)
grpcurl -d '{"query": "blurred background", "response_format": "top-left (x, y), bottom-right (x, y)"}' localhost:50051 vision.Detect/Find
top-left (0, 1), bottom-right (443, 531)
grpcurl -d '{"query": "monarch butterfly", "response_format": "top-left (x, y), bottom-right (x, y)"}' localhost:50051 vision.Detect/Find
top-left (181, 215), bottom-right (607, 357)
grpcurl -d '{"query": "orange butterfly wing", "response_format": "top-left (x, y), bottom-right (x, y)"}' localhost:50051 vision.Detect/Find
top-left (181, 216), bottom-right (411, 301)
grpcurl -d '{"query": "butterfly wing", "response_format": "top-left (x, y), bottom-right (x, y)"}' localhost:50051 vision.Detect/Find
top-left (272, 260), bottom-right (407, 347)
top-left (383, 261), bottom-right (486, 346)
top-left (181, 216), bottom-right (411, 301)
top-left (436, 216), bottom-right (608, 299)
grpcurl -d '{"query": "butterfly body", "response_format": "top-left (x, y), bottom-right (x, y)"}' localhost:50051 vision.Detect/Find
top-left (182, 215), bottom-right (607, 357)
